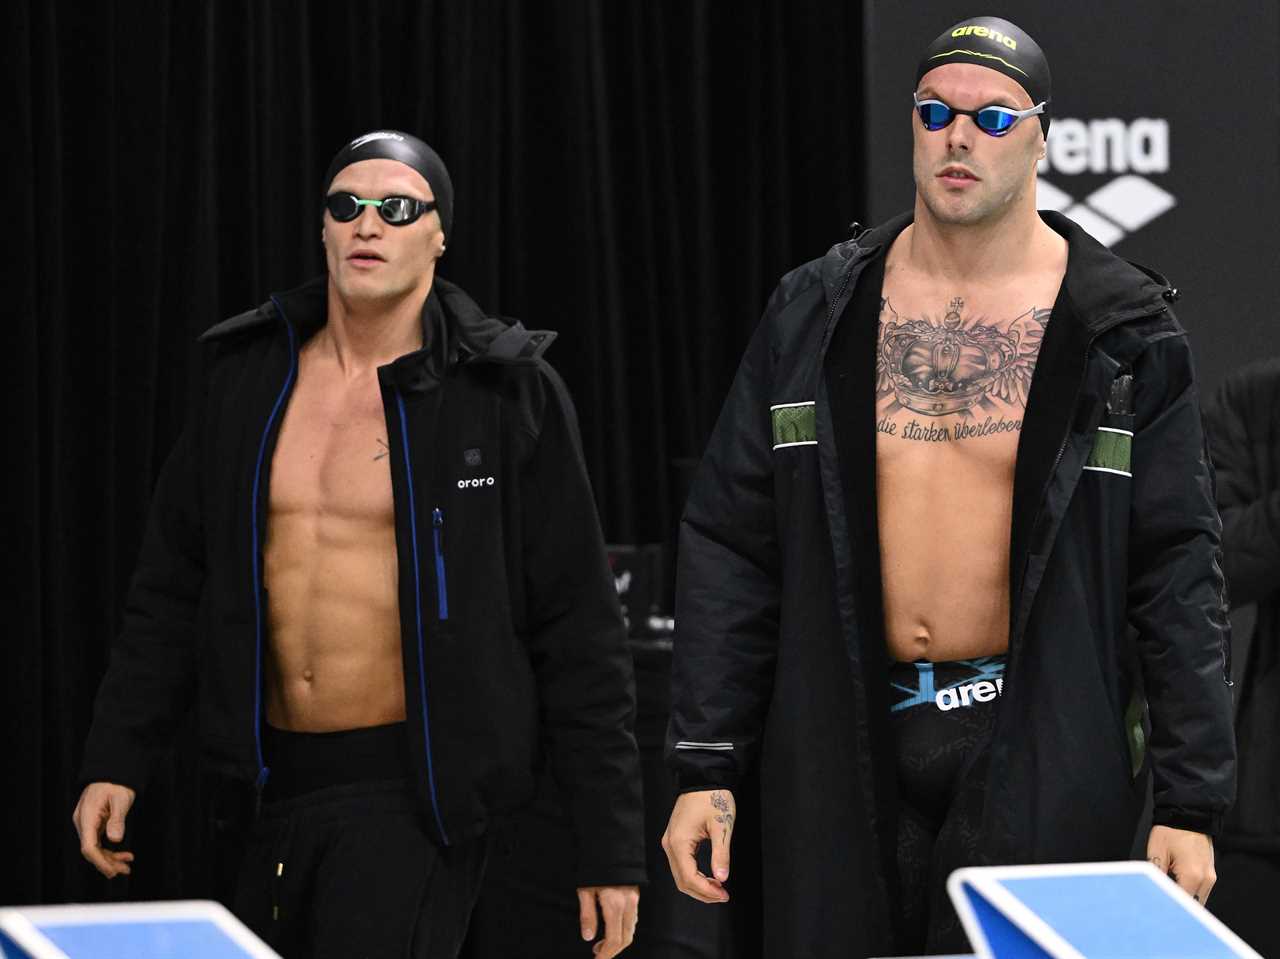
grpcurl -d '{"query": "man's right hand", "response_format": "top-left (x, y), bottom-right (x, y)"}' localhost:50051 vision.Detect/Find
top-left (72, 782), bottom-right (137, 878)
top-left (661, 788), bottom-right (736, 903)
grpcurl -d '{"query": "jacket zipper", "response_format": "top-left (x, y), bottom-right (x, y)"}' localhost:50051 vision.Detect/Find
top-left (394, 390), bottom-right (450, 845)
top-left (250, 300), bottom-right (299, 796)
top-left (819, 252), bottom-right (866, 353)
top-left (1009, 304), bottom-right (1168, 664)
top-left (433, 508), bottom-right (449, 620)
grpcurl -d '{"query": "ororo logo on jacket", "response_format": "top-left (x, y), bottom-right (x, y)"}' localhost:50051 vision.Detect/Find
top-left (1036, 117), bottom-right (1175, 248)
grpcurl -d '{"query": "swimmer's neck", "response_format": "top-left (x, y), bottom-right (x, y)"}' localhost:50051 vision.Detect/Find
top-left (899, 189), bottom-right (1058, 285)
top-left (320, 277), bottom-right (430, 377)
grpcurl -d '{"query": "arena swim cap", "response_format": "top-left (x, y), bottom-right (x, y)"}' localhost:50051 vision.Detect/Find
top-left (915, 16), bottom-right (1051, 137)
top-left (322, 130), bottom-right (454, 240)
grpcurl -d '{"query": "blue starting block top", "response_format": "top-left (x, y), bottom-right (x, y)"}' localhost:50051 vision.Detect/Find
top-left (948, 861), bottom-right (1261, 959)
top-left (0, 901), bottom-right (280, 959)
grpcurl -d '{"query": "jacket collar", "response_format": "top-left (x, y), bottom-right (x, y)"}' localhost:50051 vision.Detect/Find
top-left (820, 209), bottom-right (1174, 328)
top-left (200, 275), bottom-right (556, 392)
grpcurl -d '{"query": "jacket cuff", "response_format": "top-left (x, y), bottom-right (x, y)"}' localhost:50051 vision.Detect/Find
top-left (670, 752), bottom-right (741, 793)
top-left (676, 781), bottom-right (738, 797)
top-left (77, 737), bottom-right (153, 798)
top-left (575, 863), bottom-right (649, 889)
top-left (1152, 807), bottom-right (1224, 837)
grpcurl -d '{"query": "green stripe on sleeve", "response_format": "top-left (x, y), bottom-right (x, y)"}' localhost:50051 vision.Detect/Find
top-left (1086, 428), bottom-right (1131, 474)
top-left (771, 404), bottom-right (816, 446)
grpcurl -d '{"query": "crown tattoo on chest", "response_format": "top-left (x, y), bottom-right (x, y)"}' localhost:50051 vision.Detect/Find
top-left (877, 296), bottom-right (1048, 417)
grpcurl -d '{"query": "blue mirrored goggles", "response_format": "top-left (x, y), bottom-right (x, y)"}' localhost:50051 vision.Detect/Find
top-left (912, 92), bottom-right (1046, 137)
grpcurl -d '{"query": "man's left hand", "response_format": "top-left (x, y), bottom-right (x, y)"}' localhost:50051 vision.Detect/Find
top-left (577, 885), bottom-right (640, 957)
top-left (1147, 825), bottom-right (1216, 904)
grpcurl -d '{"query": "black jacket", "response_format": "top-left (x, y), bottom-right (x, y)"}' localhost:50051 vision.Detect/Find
top-left (1206, 358), bottom-right (1280, 854)
top-left (668, 212), bottom-right (1235, 956)
top-left (81, 276), bottom-right (646, 887)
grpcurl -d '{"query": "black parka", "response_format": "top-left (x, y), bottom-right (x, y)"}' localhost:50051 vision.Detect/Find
top-left (80, 276), bottom-right (646, 888)
top-left (667, 212), bottom-right (1235, 956)
top-left (1205, 358), bottom-right (1280, 854)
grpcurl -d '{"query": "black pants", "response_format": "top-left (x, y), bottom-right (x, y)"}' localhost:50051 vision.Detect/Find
top-left (232, 724), bottom-right (488, 959)
top-left (1208, 848), bottom-right (1280, 956)
top-left (888, 656), bottom-right (1006, 956)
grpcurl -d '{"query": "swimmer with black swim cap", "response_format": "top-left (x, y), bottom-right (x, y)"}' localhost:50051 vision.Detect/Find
top-left (909, 15), bottom-right (1053, 228)
top-left (320, 129), bottom-right (452, 309)
top-left (664, 11), bottom-right (1230, 956)
top-left (323, 130), bottom-right (454, 240)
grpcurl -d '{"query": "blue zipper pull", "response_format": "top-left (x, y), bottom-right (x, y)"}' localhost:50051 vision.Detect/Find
top-left (432, 508), bottom-right (448, 621)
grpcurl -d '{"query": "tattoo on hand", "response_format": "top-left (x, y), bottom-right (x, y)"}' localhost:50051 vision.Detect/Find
top-left (373, 438), bottom-right (389, 461)
top-left (711, 791), bottom-right (734, 842)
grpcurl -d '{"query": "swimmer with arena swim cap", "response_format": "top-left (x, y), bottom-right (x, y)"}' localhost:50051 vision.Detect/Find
top-left (664, 10), bottom-right (1233, 958)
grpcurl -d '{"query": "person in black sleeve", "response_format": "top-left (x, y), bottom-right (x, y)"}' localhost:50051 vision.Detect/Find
top-left (1204, 357), bottom-right (1280, 957)
top-left (661, 16), bottom-right (1235, 957)
top-left (72, 130), bottom-right (644, 958)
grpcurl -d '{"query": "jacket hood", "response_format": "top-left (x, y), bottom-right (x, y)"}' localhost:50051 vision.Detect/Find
top-left (821, 210), bottom-right (1176, 329)
top-left (199, 275), bottom-right (557, 383)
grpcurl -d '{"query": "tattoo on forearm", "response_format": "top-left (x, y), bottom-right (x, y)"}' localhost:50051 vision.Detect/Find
top-left (373, 438), bottom-right (389, 461)
top-left (875, 296), bottom-right (1048, 443)
top-left (711, 790), bottom-right (734, 842)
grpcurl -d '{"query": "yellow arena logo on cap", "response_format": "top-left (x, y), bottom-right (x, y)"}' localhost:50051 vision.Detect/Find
top-left (951, 25), bottom-right (1018, 49)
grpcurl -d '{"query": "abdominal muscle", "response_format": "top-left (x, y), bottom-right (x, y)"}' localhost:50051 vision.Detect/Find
top-left (263, 508), bottom-right (407, 731)
top-left (878, 441), bottom-right (1013, 663)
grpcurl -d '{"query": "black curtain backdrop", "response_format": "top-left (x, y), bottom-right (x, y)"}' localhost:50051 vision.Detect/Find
top-left (9, 1), bottom-right (866, 907)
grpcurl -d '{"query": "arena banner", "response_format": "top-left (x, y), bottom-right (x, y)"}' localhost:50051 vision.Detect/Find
top-left (861, 0), bottom-right (1280, 392)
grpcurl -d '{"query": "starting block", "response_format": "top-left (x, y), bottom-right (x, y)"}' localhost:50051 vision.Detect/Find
top-left (948, 861), bottom-right (1261, 958)
top-left (0, 901), bottom-right (280, 959)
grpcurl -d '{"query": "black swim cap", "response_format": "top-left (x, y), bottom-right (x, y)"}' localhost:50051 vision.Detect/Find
top-left (915, 16), bottom-right (1051, 137)
top-left (322, 130), bottom-right (454, 239)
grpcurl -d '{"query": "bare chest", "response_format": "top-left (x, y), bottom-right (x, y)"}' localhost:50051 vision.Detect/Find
top-left (269, 367), bottom-right (394, 525)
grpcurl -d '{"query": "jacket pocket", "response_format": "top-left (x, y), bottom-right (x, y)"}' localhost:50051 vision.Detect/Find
top-left (433, 507), bottom-right (449, 621)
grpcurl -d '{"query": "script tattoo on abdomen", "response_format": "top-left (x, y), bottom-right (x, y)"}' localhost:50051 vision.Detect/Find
top-left (875, 296), bottom-right (1048, 443)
